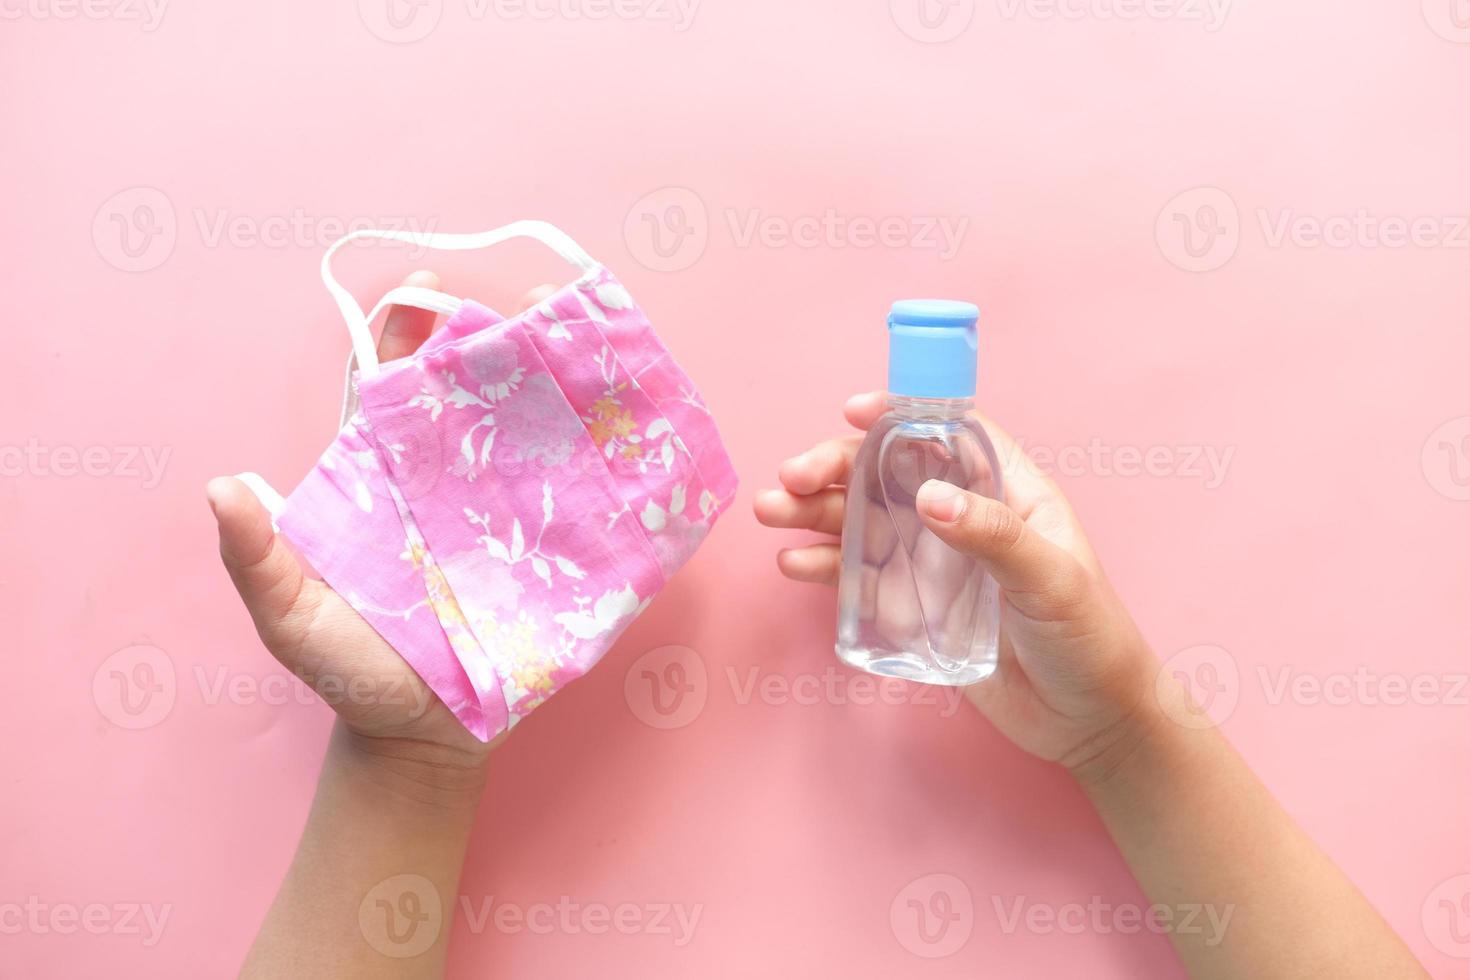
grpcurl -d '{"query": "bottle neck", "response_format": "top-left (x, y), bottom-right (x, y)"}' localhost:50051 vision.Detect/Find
top-left (888, 393), bottom-right (974, 420)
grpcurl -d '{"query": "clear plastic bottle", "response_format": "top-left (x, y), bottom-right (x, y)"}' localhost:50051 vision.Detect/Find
top-left (835, 300), bottom-right (1003, 687)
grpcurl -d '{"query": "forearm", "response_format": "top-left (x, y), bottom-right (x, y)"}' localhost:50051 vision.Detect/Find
top-left (1076, 697), bottom-right (1427, 978)
top-left (240, 721), bottom-right (486, 979)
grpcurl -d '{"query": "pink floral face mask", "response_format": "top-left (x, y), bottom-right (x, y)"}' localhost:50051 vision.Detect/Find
top-left (238, 222), bottom-right (738, 741)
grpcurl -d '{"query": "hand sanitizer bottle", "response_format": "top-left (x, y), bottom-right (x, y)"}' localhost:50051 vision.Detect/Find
top-left (835, 300), bottom-right (1003, 687)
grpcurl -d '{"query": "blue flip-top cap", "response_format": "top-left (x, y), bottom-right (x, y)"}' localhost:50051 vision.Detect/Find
top-left (887, 299), bottom-right (979, 398)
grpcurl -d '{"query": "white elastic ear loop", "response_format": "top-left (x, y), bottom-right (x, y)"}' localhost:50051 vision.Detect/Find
top-left (363, 284), bottom-right (464, 325)
top-left (321, 220), bottom-right (598, 381)
top-left (336, 285), bottom-right (466, 427)
top-left (234, 472), bottom-right (287, 530)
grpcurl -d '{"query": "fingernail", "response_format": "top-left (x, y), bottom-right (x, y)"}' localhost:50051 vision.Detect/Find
top-left (917, 480), bottom-right (966, 523)
top-left (205, 477), bottom-right (226, 515)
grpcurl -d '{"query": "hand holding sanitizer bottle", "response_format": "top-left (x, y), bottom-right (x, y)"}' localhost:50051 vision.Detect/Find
top-left (835, 300), bottom-right (1003, 686)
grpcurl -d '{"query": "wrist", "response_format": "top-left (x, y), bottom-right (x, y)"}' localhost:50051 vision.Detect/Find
top-left (1064, 672), bottom-right (1223, 808)
top-left (331, 722), bottom-right (489, 814)
top-left (1059, 649), bottom-right (1183, 792)
top-left (1062, 695), bottom-right (1174, 792)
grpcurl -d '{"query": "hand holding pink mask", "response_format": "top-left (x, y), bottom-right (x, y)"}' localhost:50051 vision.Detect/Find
top-left (238, 221), bottom-right (737, 741)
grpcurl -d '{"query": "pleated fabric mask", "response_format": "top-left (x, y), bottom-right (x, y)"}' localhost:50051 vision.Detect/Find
top-left (238, 221), bottom-right (737, 740)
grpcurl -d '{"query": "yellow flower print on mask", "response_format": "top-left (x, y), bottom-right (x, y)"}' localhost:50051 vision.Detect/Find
top-left (480, 611), bottom-right (559, 701)
top-left (584, 385), bottom-right (638, 449)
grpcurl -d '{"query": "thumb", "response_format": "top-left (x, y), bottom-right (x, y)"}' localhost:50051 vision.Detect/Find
top-left (914, 479), bottom-right (1088, 621)
top-left (206, 476), bottom-right (313, 649)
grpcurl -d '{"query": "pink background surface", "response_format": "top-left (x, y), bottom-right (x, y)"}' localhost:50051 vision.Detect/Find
top-left (4, 1), bottom-right (1470, 976)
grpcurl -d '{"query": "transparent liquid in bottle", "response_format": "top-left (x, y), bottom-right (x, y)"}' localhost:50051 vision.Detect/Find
top-left (835, 394), bottom-right (1003, 686)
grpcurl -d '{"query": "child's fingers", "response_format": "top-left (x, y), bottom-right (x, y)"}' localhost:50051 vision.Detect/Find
top-left (207, 476), bottom-right (318, 649)
top-left (777, 437), bottom-right (862, 495)
top-left (776, 544), bottom-right (841, 585)
top-left (840, 391), bottom-right (1057, 522)
top-left (754, 487), bottom-right (846, 535)
top-left (914, 480), bottom-right (1088, 621)
top-left (376, 271), bottom-right (442, 362)
top-left (843, 391), bottom-right (888, 431)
